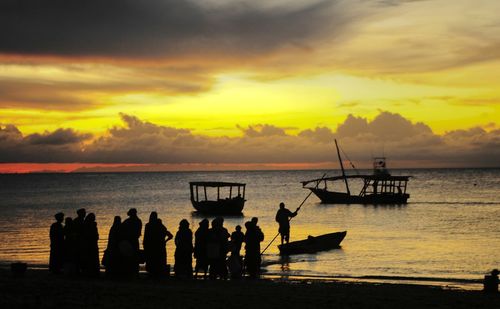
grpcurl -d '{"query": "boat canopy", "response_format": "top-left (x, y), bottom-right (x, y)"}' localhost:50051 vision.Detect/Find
top-left (189, 181), bottom-right (246, 188)
top-left (189, 181), bottom-right (246, 203)
top-left (302, 174), bottom-right (410, 187)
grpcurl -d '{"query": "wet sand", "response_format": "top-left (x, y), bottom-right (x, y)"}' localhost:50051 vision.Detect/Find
top-left (1, 268), bottom-right (498, 309)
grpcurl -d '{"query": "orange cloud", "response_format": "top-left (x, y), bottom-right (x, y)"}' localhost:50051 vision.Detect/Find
top-left (1, 112), bottom-right (499, 170)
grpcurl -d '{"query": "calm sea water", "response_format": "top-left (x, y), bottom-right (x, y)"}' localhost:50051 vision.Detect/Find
top-left (0, 169), bottom-right (499, 285)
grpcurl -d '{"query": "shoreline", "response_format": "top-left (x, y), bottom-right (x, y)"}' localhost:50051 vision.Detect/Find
top-left (1, 268), bottom-right (498, 309)
top-left (0, 263), bottom-right (484, 291)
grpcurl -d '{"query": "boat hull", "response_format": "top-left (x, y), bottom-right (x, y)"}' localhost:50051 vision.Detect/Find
top-left (191, 198), bottom-right (245, 215)
top-left (310, 188), bottom-right (409, 204)
top-left (278, 231), bottom-right (347, 255)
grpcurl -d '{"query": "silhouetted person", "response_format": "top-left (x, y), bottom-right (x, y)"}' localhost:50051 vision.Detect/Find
top-left (230, 225), bottom-right (244, 258)
top-left (144, 212), bottom-right (173, 276)
top-left (484, 269), bottom-right (499, 293)
top-left (82, 213), bottom-right (99, 276)
top-left (194, 219), bottom-right (209, 278)
top-left (244, 220), bottom-right (264, 278)
top-left (103, 216), bottom-right (122, 276)
top-left (207, 217), bottom-right (230, 279)
top-left (49, 212), bottom-right (65, 274)
top-left (73, 208), bottom-right (86, 272)
top-left (120, 208), bottom-right (142, 275)
top-left (275, 202), bottom-right (297, 245)
top-left (174, 219), bottom-right (193, 278)
top-left (63, 217), bottom-right (78, 275)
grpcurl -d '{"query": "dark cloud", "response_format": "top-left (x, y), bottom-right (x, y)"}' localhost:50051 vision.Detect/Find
top-left (0, 0), bottom-right (344, 59)
top-left (1, 112), bottom-right (498, 167)
top-left (27, 128), bottom-right (92, 145)
top-left (0, 124), bottom-right (89, 163)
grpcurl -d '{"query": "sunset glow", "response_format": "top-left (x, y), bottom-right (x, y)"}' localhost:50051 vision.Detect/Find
top-left (1, 0), bottom-right (499, 172)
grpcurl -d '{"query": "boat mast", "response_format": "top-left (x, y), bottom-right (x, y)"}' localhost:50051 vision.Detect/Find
top-left (335, 139), bottom-right (350, 195)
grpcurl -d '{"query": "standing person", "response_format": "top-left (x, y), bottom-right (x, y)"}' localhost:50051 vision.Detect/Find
top-left (194, 219), bottom-right (209, 278)
top-left (207, 217), bottom-right (230, 279)
top-left (103, 216), bottom-right (122, 276)
top-left (120, 208), bottom-right (142, 275)
top-left (63, 217), bottom-right (78, 275)
top-left (275, 202), bottom-right (297, 245)
top-left (49, 212), bottom-right (65, 274)
top-left (228, 225), bottom-right (245, 279)
top-left (144, 212), bottom-right (173, 276)
top-left (230, 225), bottom-right (244, 258)
top-left (174, 219), bottom-right (193, 278)
top-left (244, 219), bottom-right (264, 278)
top-left (82, 213), bottom-right (99, 277)
top-left (73, 208), bottom-right (86, 272)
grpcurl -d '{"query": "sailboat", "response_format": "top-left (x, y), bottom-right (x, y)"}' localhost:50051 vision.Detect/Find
top-left (301, 140), bottom-right (411, 204)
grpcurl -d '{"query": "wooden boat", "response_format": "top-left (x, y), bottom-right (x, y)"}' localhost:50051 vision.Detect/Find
top-left (189, 181), bottom-right (246, 215)
top-left (278, 231), bottom-right (347, 255)
top-left (302, 140), bottom-right (411, 204)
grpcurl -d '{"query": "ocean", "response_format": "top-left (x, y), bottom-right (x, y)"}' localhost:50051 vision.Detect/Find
top-left (1, 169), bottom-right (499, 287)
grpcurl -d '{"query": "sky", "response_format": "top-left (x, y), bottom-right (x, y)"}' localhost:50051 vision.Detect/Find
top-left (0, 0), bottom-right (499, 173)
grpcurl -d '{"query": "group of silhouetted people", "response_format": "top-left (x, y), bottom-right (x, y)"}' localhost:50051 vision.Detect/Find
top-left (50, 208), bottom-right (266, 279)
top-left (49, 208), bottom-right (99, 276)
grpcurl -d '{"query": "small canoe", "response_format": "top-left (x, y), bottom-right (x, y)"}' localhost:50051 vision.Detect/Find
top-left (278, 231), bottom-right (347, 255)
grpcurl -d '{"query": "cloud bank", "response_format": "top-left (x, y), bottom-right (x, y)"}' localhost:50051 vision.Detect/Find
top-left (1, 112), bottom-right (498, 167)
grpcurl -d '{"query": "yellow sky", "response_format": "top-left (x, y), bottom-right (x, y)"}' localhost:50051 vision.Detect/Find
top-left (0, 0), bottom-right (499, 169)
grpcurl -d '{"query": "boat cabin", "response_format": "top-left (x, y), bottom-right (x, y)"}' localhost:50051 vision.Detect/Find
top-left (189, 182), bottom-right (246, 214)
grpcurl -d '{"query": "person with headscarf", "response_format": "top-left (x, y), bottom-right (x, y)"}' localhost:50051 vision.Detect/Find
top-left (73, 208), bottom-right (86, 272)
top-left (120, 208), bottom-right (142, 275)
top-left (194, 219), bottom-right (209, 278)
top-left (244, 219), bottom-right (264, 278)
top-left (207, 217), bottom-right (230, 279)
top-left (49, 212), bottom-right (65, 274)
top-left (174, 219), bottom-right (193, 278)
top-left (103, 216), bottom-right (122, 276)
top-left (144, 212), bottom-right (173, 276)
top-left (82, 213), bottom-right (99, 276)
top-left (63, 216), bottom-right (78, 275)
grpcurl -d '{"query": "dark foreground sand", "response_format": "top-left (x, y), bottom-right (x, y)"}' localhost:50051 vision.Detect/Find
top-left (1, 269), bottom-right (498, 309)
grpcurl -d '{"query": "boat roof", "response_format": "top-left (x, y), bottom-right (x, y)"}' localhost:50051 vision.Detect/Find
top-left (302, 174), bottom-right (410, 185)
top-left (189, 181), bottom-right (246, 187)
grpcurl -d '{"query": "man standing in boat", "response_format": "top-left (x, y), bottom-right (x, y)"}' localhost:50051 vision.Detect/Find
top-left (275, 202), bottom-right (297, 245)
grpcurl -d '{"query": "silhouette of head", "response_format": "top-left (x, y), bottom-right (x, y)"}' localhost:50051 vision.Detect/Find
top-left (54, 212), bottom-right (64, 222)
top-left (492, 269), bottom-right (499, 276)
top-left (244, 221), bottom-right (252, 230)
top-left (127, 208), bottom-right (137, 217)
top-left (149, 211), bottom-right (158, 222)
top-left (65, 217), bottom-right (73, 226)
top-left (180, 219), bottom-right (189, 229)
top-left (279, 202), bottom-right (285, 209)
top-left (212, 217), bottom-right (223, 229)
top-left (251, 217), bottom-right (258, 225)
top-left (77, 208), bottom-right (86, 218)
top-left (113, 216), bottom-right (121, 226)
top-left (200, 219), bottom-right (209, 228)
top-left (85, 213), bottom-right (96, 223)
top-left (235, 225), bottom-right (241, 231)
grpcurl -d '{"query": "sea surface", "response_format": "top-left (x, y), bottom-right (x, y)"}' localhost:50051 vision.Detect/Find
top-left (1, 169), bottom-right (499, 287)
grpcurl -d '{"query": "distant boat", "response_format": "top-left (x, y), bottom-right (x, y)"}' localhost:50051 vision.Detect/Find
top-left (278, 231), bottom-right (347, 255)
top-left (302, 140), bottom-right (411, 204)
top-left (189, 181), bottom-right (246, 215)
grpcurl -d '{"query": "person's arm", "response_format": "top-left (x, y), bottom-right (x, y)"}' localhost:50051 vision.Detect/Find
top-left (166, 230), bottom-right (174, 241)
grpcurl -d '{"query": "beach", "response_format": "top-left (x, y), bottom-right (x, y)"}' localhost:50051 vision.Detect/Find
top-left (1, 268), bottom-right (498, 309)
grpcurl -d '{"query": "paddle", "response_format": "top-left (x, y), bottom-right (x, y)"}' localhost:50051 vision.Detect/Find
top-left (260, 173), bottom-right (327, 255)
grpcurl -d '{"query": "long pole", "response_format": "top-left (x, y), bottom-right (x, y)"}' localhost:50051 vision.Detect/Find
top-left (335, 139), bottom-right (350, 195)
top-left (260, 173), bottom-right (327, 255)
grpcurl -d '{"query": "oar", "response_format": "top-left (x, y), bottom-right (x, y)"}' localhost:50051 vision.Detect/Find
top-left (260, 173), bottom-right (327, 255)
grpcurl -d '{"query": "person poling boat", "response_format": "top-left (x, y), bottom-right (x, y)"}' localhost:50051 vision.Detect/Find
top-left (275, 202), bottom-right (297, 245)
top-left (260, 173), bottom-right (327, 255)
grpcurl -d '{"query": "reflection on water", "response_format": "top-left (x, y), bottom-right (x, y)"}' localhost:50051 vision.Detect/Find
top-left (0, 169), bottom-right (499, 283)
